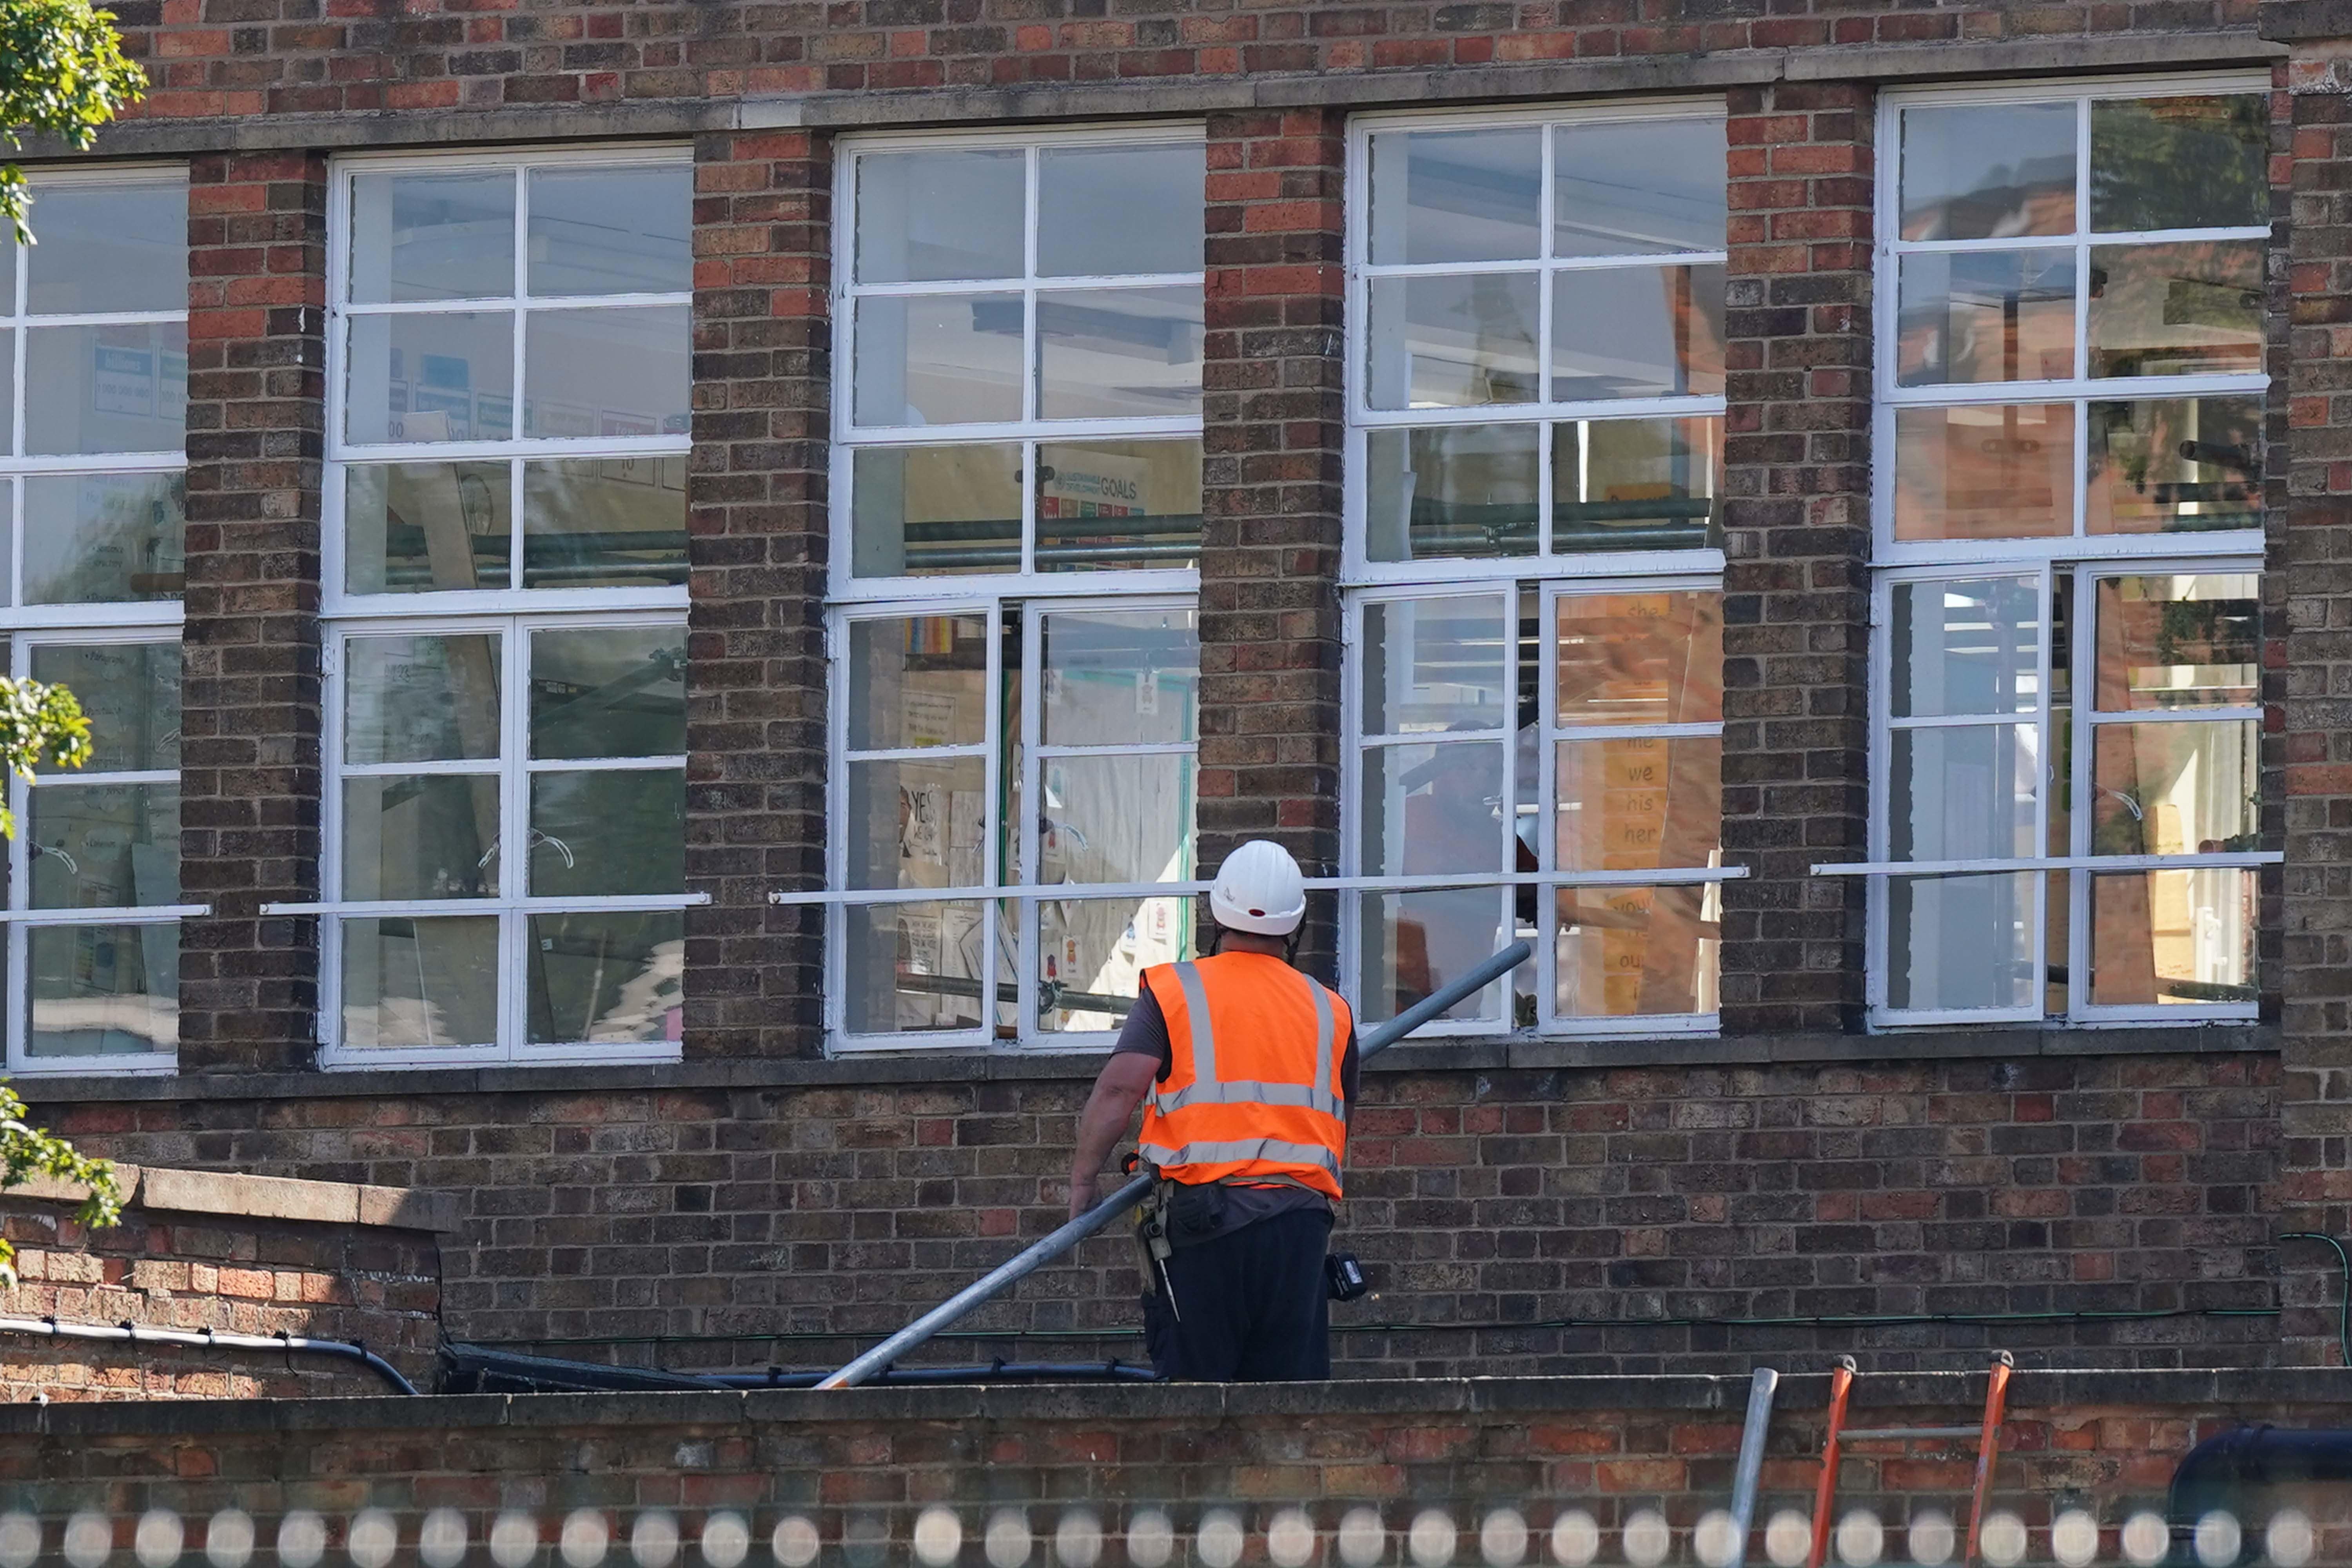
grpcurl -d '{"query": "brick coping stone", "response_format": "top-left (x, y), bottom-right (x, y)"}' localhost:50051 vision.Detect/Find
top-left (1, 1165), bottom-right (462, 1234)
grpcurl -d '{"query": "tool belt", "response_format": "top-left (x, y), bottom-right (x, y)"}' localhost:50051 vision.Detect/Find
top-left (1131, 1164), bottom-right (1325, 1266)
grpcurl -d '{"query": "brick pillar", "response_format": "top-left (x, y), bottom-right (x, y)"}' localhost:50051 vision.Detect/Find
top-left (1717, 82), bottom-right (1875, 1036)
top-left (1198, 109), bottom-right (1347, 979)
top-left (178, 151), bottom-right (328, 1074)
top-left (683, 130), bottom-right (832, 1059)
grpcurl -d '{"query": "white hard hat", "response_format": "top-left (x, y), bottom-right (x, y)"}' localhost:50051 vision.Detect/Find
top-left (1208, 840), bottom-right (1307, 936)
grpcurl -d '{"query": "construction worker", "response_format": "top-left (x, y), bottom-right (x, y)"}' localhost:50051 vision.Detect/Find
top-left (1065, 840), bottom-right (1360, 1381)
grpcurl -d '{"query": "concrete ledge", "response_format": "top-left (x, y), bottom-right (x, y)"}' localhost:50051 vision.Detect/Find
top-left (3, 1164), bottom-right (463, 1234)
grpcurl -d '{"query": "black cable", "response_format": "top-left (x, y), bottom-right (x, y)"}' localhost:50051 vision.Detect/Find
top-left (1, 1314), bottom-right (419, 1395)
top-left (2279, 1232), bottom-right (2352, 1368)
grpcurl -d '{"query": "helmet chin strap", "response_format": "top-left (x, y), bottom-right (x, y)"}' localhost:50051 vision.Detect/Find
top-left (1205, 919), bottom-right (1305, 965)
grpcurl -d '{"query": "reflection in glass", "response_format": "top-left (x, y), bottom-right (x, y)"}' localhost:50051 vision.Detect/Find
top-left (530, 626), bottom-right (686, 759)
top-left (529, 770), bottom-right (684, 896)
top-left (847, 614), bottom-right (989, 751)
top-left (851, 444), bottom-right (1021, 576)
top-left (1555, 591), bottom-right (1722, 726)
top-left (522, 459), bottom-right (687, 589)
top-left (1555, 884), bottom-right (1717, 1017)
top-left (526, 166), bottom-right (692, 297)
top-left (2093, 573), bottom-right (2259, 711)
top-left (1887, 873), bottom-right (2037, 1011)
top-left (1895, 251), bottom-right (2076, 385)
top-left (344, 461), bottom-right (511, 594)
top-left (1365, 274), bottom-right (1540, 409)
top-left (1898, 103), bottom-right (2076, 241)
top-left (2089, 868), bottom-right (2256, 1006)
top-left (1889, 726), bottom-right (2038, 862)
top-left (27, 783), bottom-right (178, 907)
top-left (853, 294), bottom-right (1024, 427)
top-left (1040, 607), bottom-right (1198, 747)
top-left (2089, 95), bottom-right (2269, 233)
top-left (343, 313), bottom-right (514, 445)
top-left (1038, 145), bottom-right (1206, 278)
top-left (341, 775), bottom-right (499, 901)
top-left (23, 472), bottom-right (185, 603)
top-left (1892, 403), bottom-right (2073, 541)
top-left (1037, 896), bottom-right (1195, 1032)
top-left (846, 755), bottom-right (989, 892)
top-left (1364, 426), bottom-right (1539, 563)
top-left (25, 323), bottom-right (188, 456)
top-left (1036, 439), bottom-right (1202, 572)
top-left (856, 151), bottom-right (1026, 285)
top-left (1554, 119), bottom-right (1727, 258)
top-left (1367, 127), bottom-right (1542, 266)
top-left (31, 642), bottom-right (179, 773)
top-left (1555, 735), bottom-right (1721, 871)
top-left (1359, 887), bottom-right (1508, 1024)
top-left (339, 915), bottom-right (500, 1049)
top-left (1361, 742), bottom-right (1506, 877)
top-left (346, 171), bottom-right (516, 303)
top-left (25, 181), bottom-right (187, 314)
top-left (1361, 595), bottom-right (1510, 736)
top-left (1036, 287), bottom-right (1203, 420)
top-left (1550, 264), bottom-right (1725, 401)
top-left (343, 633), bottom-right (502, 764)
top-left (2087, 398), bottom-right (2261, 534)
top-left (843, 900), bottom-right (1000, 1033)
top-left (2088, 241), bottom-right (2263, 379)
top-left (27, 922), bottom-right (176, 1057)
top-left (522, 307), bottom-right (689, 438)
top-left (1555, 417), bottom-right (1720, 554)
top-left (2090, 721), bottom-right (2257, 856)
top-left (1037, 754), bottom-right (1194, 886)
top-left (1890, 576), bottom-right (2042, 718)
top-left (527, 911), bottom-right (684, 1044)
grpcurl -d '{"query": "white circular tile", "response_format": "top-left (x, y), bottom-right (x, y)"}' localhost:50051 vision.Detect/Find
top-left (278, 1514), bottom-right (328, 1568)
top-left (1478, 1509), bottom-right (1526, 1568)
top-left (1833, 1510), bottom-right (1882, 1568)
top-left (769, 1518), bottom-right (819, 1568)
top-left (1267, 1509), bottom-right (1316, 1568)
top-left (2194, 1511), bottom-right (2241, 1568)
top-left (1621, 1511), bottom-right (1670, 1568)
top-left (0, 1513), bottom-right (38, 1568)
top-left (1690, 1510), bottom-right (1738, 1568)
top-left (1905, 1511), bottom-right (1955, 1568)
top-left (1761, 1510), bottom-right (1811, 1568)
top-left (1977, 1511), bottom-right (2027, 1568)
top-left (204, 1513), bottom-right (254, 1568)
top-left (420, 1509), bottom-right (469, 1568)
top-left (561, 1512), bottom-right (609, 1568)
top-left (985, 1509), bottom-right (1031, 1568)
top-left (492, 1512), bottom-right (541, 1568)
top-left (65, 1513), bottom-right (113, 1568)
top-left (1196, 1510), bottom-right (1244, 1568)
top-left (913, 1508), bottom-right (961, 1568)
top-left (2121, 1511), bottom-right (2171, 1568)
top-left (630, 1514), bottom-right (679, 1568)
top-left (1407, 1512), bottom-right (1455, 1568)
top-left (2267, 1509), bottom-right (2315, 1568)
top-left (1125, 1512), bottom-right (1173, 1568)
top-left (1337, 1508), bottom-right (1385, 1568)
top-left (134, 1510), bottom-right (183, 1568)
top-left (348, 1510), bottom-right (398, 1568)
top-left (1547, 1512), bottom-right (1599, 1568)
top-left (1053, 1512), bottom-right (1101, 1568)
top-left (2050, 1509), bottom-right (2099, 1568)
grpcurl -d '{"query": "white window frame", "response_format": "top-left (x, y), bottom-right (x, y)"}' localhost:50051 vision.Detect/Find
top-left (1849, 74), bottom-right (2279, 1029)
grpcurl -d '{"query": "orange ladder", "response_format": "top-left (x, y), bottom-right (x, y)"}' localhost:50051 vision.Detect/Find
top-left (1806, 1350), bottom-right (2015, 1568)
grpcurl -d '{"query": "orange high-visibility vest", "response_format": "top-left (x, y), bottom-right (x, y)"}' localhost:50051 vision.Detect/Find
top-left (1134, 951), bottom-right (1352, 1201)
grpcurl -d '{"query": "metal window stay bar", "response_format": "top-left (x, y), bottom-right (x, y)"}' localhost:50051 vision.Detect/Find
top-left (261, 894), bottom-right (710, 916)
top-left (1813, 852), bottom-right (2281, 877)
top-left (770, 867), bottom-right (1747, 907)
top-left (0, 904), bottom-right (209, 922)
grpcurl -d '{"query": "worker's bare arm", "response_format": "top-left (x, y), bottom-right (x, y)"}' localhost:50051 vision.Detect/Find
top-left (1067, 1050), bottom-right (1161, 1220)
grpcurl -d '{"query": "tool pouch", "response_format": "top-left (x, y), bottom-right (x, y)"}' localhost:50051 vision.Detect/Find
top-left (1325, 1251), bottom-right (1370, 1302)
top-left (1161, 1180), bottom-right (1230, 1247)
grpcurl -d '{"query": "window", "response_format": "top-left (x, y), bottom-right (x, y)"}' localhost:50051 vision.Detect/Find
top-left (316, 151), bottom-right (692, 1065)
top-left (1344, 105), bottom-right (1731, 1034)
top-left (1864, 80), bottom-right (2272, 1024)
top-left (824, 128), bottom-right (1207, 1050)
top-left (0, 171), bottom-right (190, 1073)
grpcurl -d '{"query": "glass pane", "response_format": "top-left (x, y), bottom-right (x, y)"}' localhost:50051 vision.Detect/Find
top-left (2090, 95), bottom-right (2268, 234)
top-left (842, 900), bottom-right (999, 1034)
top-left (1037, 754), bottom-right (1194, 886)
top-left (2093, 573), bottom-right (2259, 711)
top-left (855, 151), bottom-right (1025, 285)
top-left (1036, 287), bottom-right (1203, 420)
top-left (2088, 241), bottom-right (2263, 378)
top-left (1890, 576), bottom-right (2042, 719)
top-left (854, 294), bottom-right (1024, 427)
top-left (1361, 741), bottom-right (1506, 877)
top-left (30, 642), bottom-right (179, 773)
top-left (1888, 725), bottom-right (2038, 861)
top-left (526, 911), bottom-right (684, 1044)
top-left (2088, 867), bottom-right (2256, 1006)
top-left (23, 472), bottom-right (185, 604)
top-left (27, 782), bottom-right (178, 908)
top-left (27, 922), bottom-right (176, 1058)
top-left (1891, 403), bottom-right (2073, 541)
top-left (340, 775), bottom-right (499, 901)
top-left (1364, 426), bottom-right (1539, 563)
top-left (1554, 884), bottom-right (1717, 1018)
top-left (1555, 735), bottom-right (1721, 872)
top-left (343, 461), bottom-right (511, 595)
top-left (1037, 895), bottom-right (1195, 1033)
top-left (1038, 144), bottom-right (1205, 278)
top-left (2087, 397), bottom-right (2262, 535)
top-left (1895, 251), bottom-right (2076, 386)
top-left (1366, 127), bottom-right (1542, 265)
top-left (1887, 873), bottom-right (2037, 1011)
top-left (1036, 439), bottom-right (1202, 572)
top-left (25, 323), bottom-right (187, 456)
top-left (343, 633), bottom-right (502, 765)
top-left (522, 306), bottom-right (688, 438)
top-left (2045, 866), bottom-right (2071, 1016)
top-left (526, 165), bottom-right (692, 297)
top-left (1554, 416), bottom-right (1721, 554)
top-left (529, 626), bottom-right (686, 759)
top-left (1357, 887), bottom-right (1508, 1024)
top-left (2090, 720), bottom-right (2258, 856)
top-left (846, 755), bottom-right (989, 892)
top-left (1555, 591), bottom-right (1722, 727)
top-left (338, 915), bottom-right (499, 1049)
top-left (847, 614), bottom-right (990, 751)
top-left (1550, 263), bottom-right (1725, 401)
top-left (529, 769), bottom-right (684, 896)
top-left (1554, 119), bottom-right (1726, 258)
top-left (1040, 607), bottom-right (1198, 747)
top-left (1898, 103), bottom-right (2076, 241)
top-left (1364, 274), bottom-right (1541, 410)
top-left (851, 443), bottom-right (1020, 577)
top-left (347, 170), bottom-right (516, 303)
top-left (0, 329), bottom-right (13, 452)
top-left (343, 313), bottom-right (514, 445)
top-left (521, 458), bottom-right (687, 590)
top-left (1361, 593), bottom-right (1509, 737)
top-left (25, 181), bottom-right (187, 314)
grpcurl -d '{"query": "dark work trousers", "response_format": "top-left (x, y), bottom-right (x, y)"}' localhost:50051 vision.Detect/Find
top-left (1142, 1209), bottom-right (1332, 1381)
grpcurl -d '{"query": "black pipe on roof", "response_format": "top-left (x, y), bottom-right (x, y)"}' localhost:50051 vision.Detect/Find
top-left (0, 1312), bottom-right (420, 1395)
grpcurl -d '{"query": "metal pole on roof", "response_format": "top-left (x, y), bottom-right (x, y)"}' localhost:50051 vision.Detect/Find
top-left (815, 939), bottom-right (1535, 1390)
